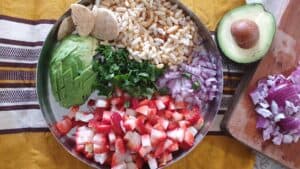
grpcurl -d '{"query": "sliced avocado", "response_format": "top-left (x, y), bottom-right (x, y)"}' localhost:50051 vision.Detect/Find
top-left (217, 4), bottom-right (276, 63)
top-left (50, 35), bottom-right (98, 108)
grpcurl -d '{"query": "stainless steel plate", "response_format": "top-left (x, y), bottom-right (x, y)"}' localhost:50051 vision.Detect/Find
top-left (37, 0), bottom-right (223, 168)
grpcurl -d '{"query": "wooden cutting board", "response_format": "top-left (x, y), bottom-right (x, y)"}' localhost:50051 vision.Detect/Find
top-left (223, 1), bottom-right (300, 169)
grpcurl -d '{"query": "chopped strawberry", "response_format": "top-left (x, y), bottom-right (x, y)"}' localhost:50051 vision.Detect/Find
top-left (145, 123), bottom-right (153, 134)
top-left (136, 116), bottom-right (148, 134)
top-left (110, 97), bottom-right (124, 107)
top-left (178, 120), bottom-right (190, 128)
top-left (166, 129), bottom-right (177, 141)
top-left (93, 134), bottom-right (109, 153)
top-left (147, 155), bottom-right (158, 169)
top-left (75, 144), bottom-right (84, 152)
top-left (138, 146), bottom-right (152, 157)
top-left (125, 108), bottom-right (136, 116)
top-left (102, 111), bottom-right (112, 124)
top-left (183, 129), bottom-right (194, 147)
top-left (168, 142), bottom-right (179, 152)
top-left (159, 152), bottom-right (173, 167)
top-left (176, 128), bottom-right (185, 142)
top-left (94, 153), bottom-right (108, 164)
top-left (133, 154), bottom-right (144, 169)
top-left (164, 110), bottom-right (173, 119)
top-left (115, 138), bottom-right (126, 154)
top-left (175, 101), bottom-right (186, 109)
top-left (95, 99), bottom-right (108, 108)
top-left (124, 131), bottom-right (141, 152)
top-left (158, 118), bottom-right (169, 130)
top-left (135, 105), bottom-right (150, 116)
top-left (84, 143), bottom-right (93, 159)
top-left (148, 114), bottom-right (160, 126)
top-left (148, 100), bottom-right (157, 109)
top-left (167, 128), bottom-right (184, 142)
top-left (130, 98), bottom-right (140, 109)
top-left (154, 142), bottom-right (165, 157)
top-left (115, 87), bottom-right (124, 97)
top-left (75, 112), bottom-right (94, 122)
top-left (168, 101), bottom-right (176, 110)
top-left (76, 126), bottom-right (94, 145)
top-left (157, 95), bottom-right (171, 105)
top-left (67, 106), bottom-right (79, 119)
top-left (126, 162), bottom-right (138, 169)
top-left (172, 111), bottom-right (184, 121)
top-left (94, 123), bottom-right (111, 134)
top-left (153, 123), bottom-right (164, 131)
top-left (108, 132), bottom-right (116, 144)
top-left (112, 162), bottom-right (126, 169)
top-left (155, 99), bottom-right (166, 110)
top-left (187, 126), bottom-right (198, 137)
top-left (138, 99), bottom-right (150, 106)
top-left (111, 112), bottom-right (124, 135)
top-left (151, 129), bottom-right (167, 145)
top-left (111, 153), bottom-right (126, 167)
top-left (87, 99), bottom-right (96, 107)
top-left (167, 121), bottom-right (178, 130)
top-left (93, 108), bottom-right (104, 120)
top-left (141, 134), bottom-right (151, 147)
top-left (123, 116), bottom-right (137, 131)
top-left (185, 106), bottom-right (201, 125)
top-left (193, 117), bottom-right (204, 130)
top-left (163, 139), bottom-right (173, 150)
top-left (55, 117), bottom-right (73, 135)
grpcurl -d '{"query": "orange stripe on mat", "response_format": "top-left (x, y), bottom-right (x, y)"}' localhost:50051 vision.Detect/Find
top-left (223, 75), bottom-right (241, 81)
top-left (0, 67), bottom-right (36, 71)
top-left (0, 80), bottom-right (35, 84)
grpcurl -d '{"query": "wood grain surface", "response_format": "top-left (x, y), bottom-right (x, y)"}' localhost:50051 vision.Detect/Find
top-left (224, 1), bottom-right (300, 169)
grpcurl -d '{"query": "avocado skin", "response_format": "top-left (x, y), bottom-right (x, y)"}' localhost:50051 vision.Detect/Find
top-left (216, 4), bottom-right (276, 64)
top-left (50, 35), bottom-right (98, 108)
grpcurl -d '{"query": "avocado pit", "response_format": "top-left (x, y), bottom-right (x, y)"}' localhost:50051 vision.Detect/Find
top-left (231, 19), bottom-right (259, 49)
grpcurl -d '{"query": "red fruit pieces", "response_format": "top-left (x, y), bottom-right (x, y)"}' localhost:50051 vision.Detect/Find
top-left (185, 106), bottom-right (201, 125)
top-left (141, 134), bottom-right (151, 147)
top-left (95, 124), bottom-right (111, 134)
top-left (111, 112), bottom-right (124, 135)
top-left (76, 126), bottom-right (94, 145)
top-left (183, 129), bottom-right (194, 147)
top-left (150, 129), bottom-right (167, 145)
top-left (135, 105), bottom-right (150, 116)
top-left (155, 99), bottom-right (166, 110)
top-left (93, 134), bottom-right (109, 153)
top-left (124, 131), bottom-right (141, 152)
top-left (123, 116), bottom-right (137, 131)
top-left (55, 117), bottom-right (73, 135)
top-left (94, 153), bottom-right (108, 165)
top-left (136, 116), bottom-right (148, 134)
top-left (115, 138), bottom-right (126, 154)
top-left (95, 99), bottom-right (108, 108)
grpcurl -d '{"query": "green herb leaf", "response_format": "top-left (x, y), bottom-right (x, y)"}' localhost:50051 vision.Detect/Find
top-left (192, 81), bottom-right (201, 90)
top-left (93, 45), bottom-right (165, 98)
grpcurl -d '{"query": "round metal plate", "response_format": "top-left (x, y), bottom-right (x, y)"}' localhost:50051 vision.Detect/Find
top-left (37, 0), bottom-right (223, 168)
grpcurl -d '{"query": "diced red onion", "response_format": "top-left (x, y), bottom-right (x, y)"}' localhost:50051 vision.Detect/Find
top-left (250, 65), bottom-right (300, 145)
top-left (157, 54), bottom-right (219, 108)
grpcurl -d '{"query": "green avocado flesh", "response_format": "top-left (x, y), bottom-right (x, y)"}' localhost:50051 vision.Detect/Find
top-left (50, 35), bottom-right (98, 108)
top-left (217, 4), bottom-right (276, 63)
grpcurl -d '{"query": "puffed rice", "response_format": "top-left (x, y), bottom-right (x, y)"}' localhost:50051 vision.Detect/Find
top-left (100, 0), bottom-right (198, 68)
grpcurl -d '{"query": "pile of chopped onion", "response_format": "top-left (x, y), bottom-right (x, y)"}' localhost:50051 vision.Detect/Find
top-left (250, 66), bottom-right (300, 145)
top-left (157, 54), bottom-right (219, 110)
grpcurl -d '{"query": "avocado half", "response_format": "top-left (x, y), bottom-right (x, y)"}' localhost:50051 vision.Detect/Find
top-left (217, 4), bottom-right (276, 63)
